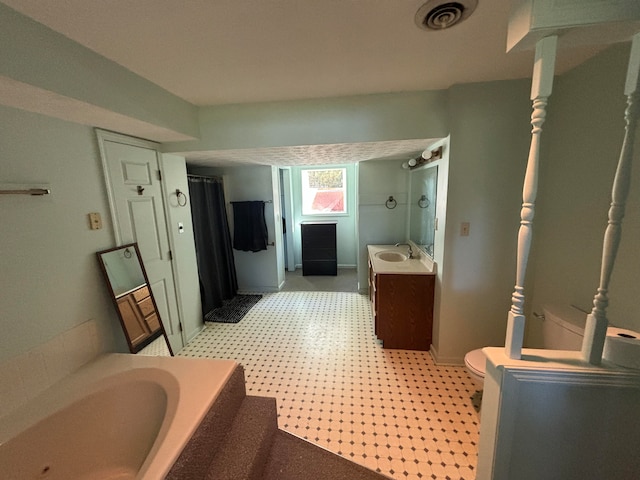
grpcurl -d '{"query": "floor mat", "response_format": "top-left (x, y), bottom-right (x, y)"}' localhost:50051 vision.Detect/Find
top-left (204, 294), bottom-right (263, 323)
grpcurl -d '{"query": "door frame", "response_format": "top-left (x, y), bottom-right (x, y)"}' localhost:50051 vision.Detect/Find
top-left (96, 129), bottom-right (186, 350)
top-left (279, 167), bottom-right (296, 272)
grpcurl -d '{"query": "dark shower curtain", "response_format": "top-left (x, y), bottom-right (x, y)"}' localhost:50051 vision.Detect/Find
top-left (188, 176), bottom-right (238, 317)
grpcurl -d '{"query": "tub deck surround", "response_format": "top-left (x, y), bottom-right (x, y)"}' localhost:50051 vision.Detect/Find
top-left (0, 352), bottom-right (390, 480)
top-left (0, 354), bottom-right (237, 480)
top-left (476, 347), bottom-right (640, 480)
top-left (167, 361), bottom-right (391, 480)
top-left (367, 243), bottom-right (436, 275)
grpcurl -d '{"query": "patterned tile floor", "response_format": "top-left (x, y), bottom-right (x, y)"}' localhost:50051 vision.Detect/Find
top-left (178, 291), bottom-right (480, 480)
top-left (138, 335), bottom-right (171, 356)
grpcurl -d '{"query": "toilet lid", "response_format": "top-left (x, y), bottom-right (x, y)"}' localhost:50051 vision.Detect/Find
top-left (465, 349), bottom-right (486, 377)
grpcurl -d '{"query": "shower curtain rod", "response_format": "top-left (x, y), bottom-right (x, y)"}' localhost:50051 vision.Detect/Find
top-left (187, 173), bottom-right (223, 180)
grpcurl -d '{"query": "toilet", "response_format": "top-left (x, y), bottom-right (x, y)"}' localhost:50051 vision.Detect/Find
top-left (464, 305), bottom-right (588, 389)
top-left (464, 348), bottom-right (486, 388)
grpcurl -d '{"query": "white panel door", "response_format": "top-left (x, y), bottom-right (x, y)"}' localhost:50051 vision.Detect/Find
top-left (98, 131), bottom-right (184, 353)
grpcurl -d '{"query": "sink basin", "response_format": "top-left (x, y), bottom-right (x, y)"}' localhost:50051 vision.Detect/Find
top-left (375, 251), bottom-right (408, 262)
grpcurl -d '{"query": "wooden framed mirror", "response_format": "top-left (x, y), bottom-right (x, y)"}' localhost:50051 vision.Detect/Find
top-left (96, 243), bottom-right (173, 355)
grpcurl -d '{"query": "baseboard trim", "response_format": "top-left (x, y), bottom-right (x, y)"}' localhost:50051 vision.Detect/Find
top-left (429, 344), bottom-right (464, 366)
top-left (292, 264), bottom-right (357, 270)
top-left (186, 324), bottom-right (206, 343)
top-left (237, 287), bottom-right (280, 294)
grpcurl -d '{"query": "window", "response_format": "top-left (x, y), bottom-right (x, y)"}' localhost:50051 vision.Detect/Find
top-left (301, 168), bottom-right (347, 215)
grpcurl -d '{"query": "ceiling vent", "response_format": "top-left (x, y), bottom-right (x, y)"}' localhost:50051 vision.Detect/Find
top-left (415, 0), bottom-right (478, 31)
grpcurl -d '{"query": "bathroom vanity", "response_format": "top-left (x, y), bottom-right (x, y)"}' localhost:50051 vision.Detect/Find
top-left (367, 245), bottom-right (435, 351)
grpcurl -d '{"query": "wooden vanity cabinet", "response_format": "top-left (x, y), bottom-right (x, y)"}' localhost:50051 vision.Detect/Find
top-left (116, 285), bottom-right (161, 348)
top-left (368, 258), bottom-right (378, 335)
top-left (368, 260), bottom-right (435, 351)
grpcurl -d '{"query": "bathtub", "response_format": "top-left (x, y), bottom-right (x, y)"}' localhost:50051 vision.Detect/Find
top-left (0, 354), bottom-right (238, 479)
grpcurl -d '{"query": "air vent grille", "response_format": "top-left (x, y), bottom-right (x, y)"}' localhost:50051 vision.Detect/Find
top-left (415, 0), bottom-right (478, 31)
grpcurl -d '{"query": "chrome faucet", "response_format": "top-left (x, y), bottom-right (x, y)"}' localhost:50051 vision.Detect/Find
top-left (395, 243), bottom-right (414, 259)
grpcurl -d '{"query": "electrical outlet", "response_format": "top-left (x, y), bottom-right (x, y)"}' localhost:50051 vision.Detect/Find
top-left (460, 222), bottom-right (470, 236)
top-left (88, 212), bottom-right (102, 230)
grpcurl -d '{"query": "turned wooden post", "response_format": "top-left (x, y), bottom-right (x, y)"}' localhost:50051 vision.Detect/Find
top-left (582, 32), bottom-right (640, 365)
top-left (505, 36), bottom-right (557, 359)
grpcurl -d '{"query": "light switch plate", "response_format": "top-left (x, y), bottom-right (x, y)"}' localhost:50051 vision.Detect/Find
top-left (460, 222), bottom-right (470, 236)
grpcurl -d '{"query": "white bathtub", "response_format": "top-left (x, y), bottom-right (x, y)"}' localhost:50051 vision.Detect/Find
top-left (0, 354), bottom-right (238, 479)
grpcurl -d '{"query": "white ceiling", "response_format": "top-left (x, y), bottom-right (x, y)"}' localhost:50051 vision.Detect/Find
top-left (185, 138), bottom-right (441, 167)
top-left (2, 0), bottom-right (605, 166)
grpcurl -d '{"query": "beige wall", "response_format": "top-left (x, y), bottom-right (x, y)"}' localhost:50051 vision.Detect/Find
top-left (357, 159), bottom-right (414, 289)
top-left (164, 90), bottom-right (449, 153)
top-left (0, 105), bottom-right (127, 363)
top-left (0, 3), bottom-right (199, 142)
top-left (528, 42), bottom-right (640, 342)
top-left (434, 79), bottom-right (532, 364)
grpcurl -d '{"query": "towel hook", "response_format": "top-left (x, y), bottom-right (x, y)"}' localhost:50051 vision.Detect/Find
top-left (385, 196), bottom-right (397, 209)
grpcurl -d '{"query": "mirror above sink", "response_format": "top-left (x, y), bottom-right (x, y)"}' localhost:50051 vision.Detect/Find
top-left (408, 165), bottom-right (438, 258)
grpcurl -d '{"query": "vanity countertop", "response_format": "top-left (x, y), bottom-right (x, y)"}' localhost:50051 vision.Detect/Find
top-left (368, 244), bottom-right (436, 275)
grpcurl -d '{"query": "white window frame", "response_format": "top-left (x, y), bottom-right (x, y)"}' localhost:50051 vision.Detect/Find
top-left (301, 167), bottom-right (348, 216)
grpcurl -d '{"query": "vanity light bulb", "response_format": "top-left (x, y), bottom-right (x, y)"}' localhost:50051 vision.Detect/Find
top-left (408, 158), bottom-right (417, 167)
top-left (402, 162), bottom-right (409, 169)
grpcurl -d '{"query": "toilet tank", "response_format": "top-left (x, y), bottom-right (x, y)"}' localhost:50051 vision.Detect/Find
top-left (541, 304), bottom-right (588, 350)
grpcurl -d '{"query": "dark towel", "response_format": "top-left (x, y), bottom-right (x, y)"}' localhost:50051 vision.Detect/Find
top-left (232, 201), bottom-right (268, 252)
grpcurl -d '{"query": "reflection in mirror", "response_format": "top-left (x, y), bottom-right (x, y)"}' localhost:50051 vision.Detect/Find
top-left (409, 166), bottom-right (438, 258)
top-left (97, 243), bottom-right (173, 356)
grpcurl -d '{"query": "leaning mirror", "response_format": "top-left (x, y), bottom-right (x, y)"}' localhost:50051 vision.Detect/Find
top-left (409, 165), bottom-right (438, 258)
top-left (97, 243), bottom-right (173, 356)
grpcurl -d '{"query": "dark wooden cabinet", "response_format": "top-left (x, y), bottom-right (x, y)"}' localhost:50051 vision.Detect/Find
top-left (368, 254), bottom-right (435, 351)
top-left (301, 221), bottom-right (337, 275)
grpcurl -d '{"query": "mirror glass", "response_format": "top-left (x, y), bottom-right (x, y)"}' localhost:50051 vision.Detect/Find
top-left (97, 243), bottom-right (173, 356)
top-left (409, 165), bottom-right (438, 258)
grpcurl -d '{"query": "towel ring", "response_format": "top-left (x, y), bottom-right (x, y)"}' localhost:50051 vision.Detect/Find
top-left (418, 195), bottom-right (430, 209)
top-left (176, 189), bottom-right (188, 207)
top-left (385, 196), bottom-right (397, 209)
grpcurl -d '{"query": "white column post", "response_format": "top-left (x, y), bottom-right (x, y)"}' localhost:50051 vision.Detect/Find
top-left (582, 32), bottom-right (640, 365)
top-left (505, 36), bottom-right (557, 359)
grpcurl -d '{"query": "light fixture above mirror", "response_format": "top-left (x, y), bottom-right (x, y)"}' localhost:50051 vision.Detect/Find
top-left (402, 146), bottom-right (443, 170)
